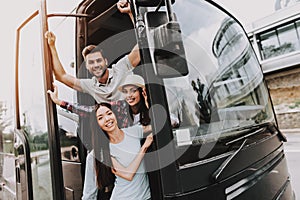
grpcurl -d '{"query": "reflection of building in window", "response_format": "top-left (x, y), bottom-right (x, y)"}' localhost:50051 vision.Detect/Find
top-left (210, 17), bottom-right (269, 124)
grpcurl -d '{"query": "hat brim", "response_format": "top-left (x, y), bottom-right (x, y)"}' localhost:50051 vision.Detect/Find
top-left (118, 83), bottom-right (145, 91)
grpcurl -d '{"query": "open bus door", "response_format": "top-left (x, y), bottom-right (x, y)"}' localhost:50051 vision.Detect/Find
top-left (14, 0), bottom-right (86, 199)
top-left (75, 0), bottom-right (294, 199)
top-left (14, 0), bottom-right (66, 198)
top-left (14, 6), bottom-right (61, 200)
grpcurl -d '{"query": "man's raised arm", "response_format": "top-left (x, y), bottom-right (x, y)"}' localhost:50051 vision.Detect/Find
top-left (45, 31), bottom-right (82, 92)
top-left (117, 0), bottom-right (140, 67)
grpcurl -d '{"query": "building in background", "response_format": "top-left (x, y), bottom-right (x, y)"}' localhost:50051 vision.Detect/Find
top-left (247, 2), bottom-right (300, 129)
top-left (274, 0), bottom-right (300, 10)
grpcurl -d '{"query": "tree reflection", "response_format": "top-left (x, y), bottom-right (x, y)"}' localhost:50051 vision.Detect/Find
top-left (191, 78), bottom-right (212, 124)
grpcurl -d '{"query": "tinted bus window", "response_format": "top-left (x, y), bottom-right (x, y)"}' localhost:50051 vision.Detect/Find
top-left (161, 0), bottom-right (274, 165)
top-left (18, 16), bottom-right (53, 199)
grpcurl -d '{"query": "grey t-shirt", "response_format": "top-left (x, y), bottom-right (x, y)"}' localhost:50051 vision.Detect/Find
top-left (110, 125), bottom-right (151, 200)
top-left (81, 126), bottom-right (151, 200)
top-left (80, 55), bottom-right (134, 103)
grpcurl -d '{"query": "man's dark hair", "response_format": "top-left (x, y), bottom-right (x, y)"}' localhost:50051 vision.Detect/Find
top-left (82, 45), bottom-right (105, 60)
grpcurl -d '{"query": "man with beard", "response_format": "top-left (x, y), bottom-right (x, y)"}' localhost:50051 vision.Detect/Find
top-left (45, 0), bottom-right (139, 103)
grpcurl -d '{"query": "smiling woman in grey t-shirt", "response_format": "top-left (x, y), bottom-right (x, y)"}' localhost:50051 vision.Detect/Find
top-left (92, 102), bottom-right (152, 200)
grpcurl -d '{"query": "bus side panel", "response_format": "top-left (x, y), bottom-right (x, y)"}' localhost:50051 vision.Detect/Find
top-left (178, 134), bottom-right (282, 190)
top-left (164, 155), bottom-right (292, 200)
top-left (233, 157), bottom-right (293, 200)
top-left (164, 134), bottom-right (294, 199)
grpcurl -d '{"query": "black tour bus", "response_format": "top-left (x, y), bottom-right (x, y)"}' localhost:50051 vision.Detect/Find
top-left (0, 0), bottom-right (295, 199)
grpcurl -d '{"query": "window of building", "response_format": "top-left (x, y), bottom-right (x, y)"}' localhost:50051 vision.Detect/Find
top-left (277, 23), bottom-right (300, 52)
top-left (258, 20), bottom-right (300, 60)
top-left (296, 20), bottom-right (300, 45)
top-left (259, 30), bottom-right (280, 59)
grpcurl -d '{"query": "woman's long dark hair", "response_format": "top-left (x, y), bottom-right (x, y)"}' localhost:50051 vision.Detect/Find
top-left (91, 102), bottom-right (115, 189)
top-left (128, 87), bottom-right (151, 126)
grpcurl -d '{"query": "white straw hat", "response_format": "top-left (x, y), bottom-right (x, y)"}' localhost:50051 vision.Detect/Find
top-left (118, 74), bottom-right (145, 91)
